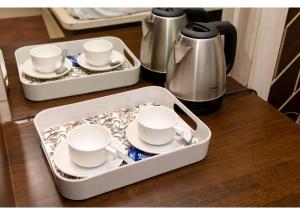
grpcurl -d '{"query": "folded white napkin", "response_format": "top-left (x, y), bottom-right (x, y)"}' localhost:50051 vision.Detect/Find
top-left (66, 8), bottom-right (150, 20)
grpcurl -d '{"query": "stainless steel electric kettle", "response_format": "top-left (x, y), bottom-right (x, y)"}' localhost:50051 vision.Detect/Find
top-left (140, 8), bottom-right (210, 85)
top-left (165, 21), bottom-right (237, 114)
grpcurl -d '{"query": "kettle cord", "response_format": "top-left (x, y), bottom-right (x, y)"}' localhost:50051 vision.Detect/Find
top-left (225, 88), bottom-right (257, 96)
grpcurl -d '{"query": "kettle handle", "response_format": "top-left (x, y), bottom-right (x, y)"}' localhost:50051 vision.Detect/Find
top-left (210, 21), bottom-right (237, 74)
top-left (183, 8), bottom-right (210, 22)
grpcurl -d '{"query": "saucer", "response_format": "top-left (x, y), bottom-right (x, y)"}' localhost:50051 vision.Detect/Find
top-left (126, 118), bottom-right (192, 154)
top-left (53, 137), bottom-right (125, 178)
top-left (22, 58), bottom-right (72, 80)
top-left (77, 50), bottom-right (124, 72)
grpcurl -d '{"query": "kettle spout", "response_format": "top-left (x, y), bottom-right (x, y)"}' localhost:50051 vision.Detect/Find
top-left (142, 17), bottom-right (154, 37)
top-left (174, 44), bottom-right (191, 64)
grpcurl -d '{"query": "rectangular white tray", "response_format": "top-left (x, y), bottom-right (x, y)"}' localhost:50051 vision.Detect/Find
top-left (51, 8), bottom-right (150, 30)
top-left (15, 36), bottom-right (140, 101)
top-left (34, 86), bottom-right (211, 200)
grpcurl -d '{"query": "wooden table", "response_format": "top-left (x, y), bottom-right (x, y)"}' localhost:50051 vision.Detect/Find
top-left (0, 22), bottom-right (144, 121)
top-left (1, 21), bottom-right (300, 207)
top-left (0, 121), bottom-right (15, 207)
top-left (3, 77), bottom-right (300, 207)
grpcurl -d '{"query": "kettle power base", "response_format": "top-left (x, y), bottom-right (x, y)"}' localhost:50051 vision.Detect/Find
top-left (140, 66), bottom-right (166, 86)
top-left (175, 97), bottom-right (224, 115)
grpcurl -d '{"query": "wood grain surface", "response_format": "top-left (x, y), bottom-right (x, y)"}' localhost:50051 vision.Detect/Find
top-left (0, 16), bottom-right (49, 46)
top-left (0, 122), bottom-right (15, 207)
top-left (3, 78), bottom-right (300, 207)
top-left (1, 22), bottom-right (143, 121)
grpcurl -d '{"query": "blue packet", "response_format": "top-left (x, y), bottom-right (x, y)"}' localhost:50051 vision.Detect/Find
top-left (127, 146), bottom-right (155, 161)
top-left (67, 54), bottom-right (80, 67)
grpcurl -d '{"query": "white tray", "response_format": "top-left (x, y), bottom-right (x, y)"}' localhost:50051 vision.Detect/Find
top-left (51, 8), bottom-right (150, 30)
top-left (34, 86), bottom-right (211, 200)
top-left (15, 36), bottom-right (140, 101)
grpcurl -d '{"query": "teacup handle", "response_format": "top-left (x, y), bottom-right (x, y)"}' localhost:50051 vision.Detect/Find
top-left (106, 145), bottom-right (135, 164)
top-left (173, 125), bottom-right (185, 141)
top-left (62, 49), bottom-right (68, 58)
top-left (54, 49), bottom-right (69, 74)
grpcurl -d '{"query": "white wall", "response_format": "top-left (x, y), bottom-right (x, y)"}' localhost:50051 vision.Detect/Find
top-left (223, 8), bottom-right (288, 100)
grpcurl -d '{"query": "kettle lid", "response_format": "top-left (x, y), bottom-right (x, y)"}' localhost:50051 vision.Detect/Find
top-left (181, 22), bottom-right (219, 39)
top-left (152, 8), bottom-right (185, 17)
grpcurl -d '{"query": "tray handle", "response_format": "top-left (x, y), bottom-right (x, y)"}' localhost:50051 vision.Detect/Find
top-left (172, 99), bottom-right (211, 142)
top-left (122, 45), bottom-right (140, 68)
top-left (124, 49), bottom-right (135, 67)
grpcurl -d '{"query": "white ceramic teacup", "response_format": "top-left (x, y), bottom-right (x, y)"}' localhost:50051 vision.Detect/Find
top-left (83, 39), bottom-right (113, 67)
top-left (66, 124), bottom-right (113, 168)
top-left (30, 44), bottom-right (63, 73)
top-left (137, 106), bottom-right (184, 145)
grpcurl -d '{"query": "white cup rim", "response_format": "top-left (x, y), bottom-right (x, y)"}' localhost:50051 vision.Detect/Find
top-left (66, 124), bottom-right (111, 152)
top-left (137, 106), bottom-right (178, 130)
top-left (30, 44), bottom-right (62, 59)
top-left (83, 39), bottom-right (113, 53)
